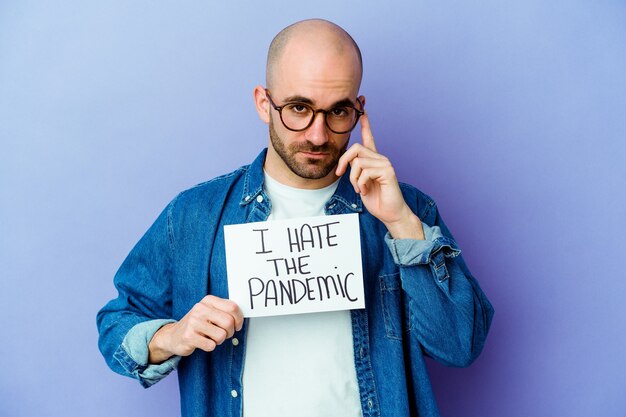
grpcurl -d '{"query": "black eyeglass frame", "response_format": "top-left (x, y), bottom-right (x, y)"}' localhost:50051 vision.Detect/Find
top-left (265, 89), bottom-right (364, 134)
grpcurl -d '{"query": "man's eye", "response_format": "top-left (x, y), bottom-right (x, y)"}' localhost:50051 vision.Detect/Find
top-left (330, 107), bottom-right (350, 118)
top-left (287, 104), bottom-right (310, 114)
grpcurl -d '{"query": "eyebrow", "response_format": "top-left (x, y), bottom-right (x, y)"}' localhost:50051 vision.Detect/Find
top-left (282, 95), bottom-right (356, 108)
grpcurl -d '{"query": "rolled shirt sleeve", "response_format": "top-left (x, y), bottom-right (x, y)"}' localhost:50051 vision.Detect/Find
top-left (384, 223), bottom-right (461, 266)
top-left (116, 319), bottom-right (181, 387)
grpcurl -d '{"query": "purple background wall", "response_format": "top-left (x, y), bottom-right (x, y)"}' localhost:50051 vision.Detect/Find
top-left (1, 1), bottom-right (625, 416)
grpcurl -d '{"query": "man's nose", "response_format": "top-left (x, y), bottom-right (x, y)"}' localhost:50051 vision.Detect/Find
top-left (304, 112), bottom-right (329, 145)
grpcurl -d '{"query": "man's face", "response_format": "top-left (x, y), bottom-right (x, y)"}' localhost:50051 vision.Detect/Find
top-left (262, 34), bottom-right (362, 188)
top-left (268, 114), bottom-right (350, 180)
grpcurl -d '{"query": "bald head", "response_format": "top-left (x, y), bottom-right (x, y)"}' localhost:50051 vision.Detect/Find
top-left (266, 19), bottom-right (363, 90)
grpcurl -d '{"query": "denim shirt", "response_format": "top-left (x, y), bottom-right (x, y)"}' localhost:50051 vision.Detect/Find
top-left (97, 148), bottom-right (494, 417)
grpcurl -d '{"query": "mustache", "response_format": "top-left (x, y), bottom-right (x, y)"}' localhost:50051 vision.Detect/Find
top-left (292, 143), bottom-right (334, 153)
top-left (292, 139), bottom-right (350, 154)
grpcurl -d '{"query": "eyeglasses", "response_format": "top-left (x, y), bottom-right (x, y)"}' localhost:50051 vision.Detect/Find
top-left (265, 89), bottom-right (364, 134)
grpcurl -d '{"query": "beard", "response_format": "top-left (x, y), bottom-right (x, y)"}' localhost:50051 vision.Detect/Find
top-left (269, 118), bottom-right (349, 180)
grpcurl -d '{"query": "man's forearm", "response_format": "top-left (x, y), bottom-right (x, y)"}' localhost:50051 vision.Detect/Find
top-left (384, 208), bottom-right (425, 240)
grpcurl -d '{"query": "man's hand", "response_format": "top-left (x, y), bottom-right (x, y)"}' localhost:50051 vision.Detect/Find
top-left (335, 110), bottom-right (425, 240)
top-left (148, 295), bottom-right (244, 364)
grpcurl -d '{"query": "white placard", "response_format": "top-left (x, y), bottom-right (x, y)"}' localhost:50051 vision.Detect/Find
top-left (224, 213), bottom-right (364, 317)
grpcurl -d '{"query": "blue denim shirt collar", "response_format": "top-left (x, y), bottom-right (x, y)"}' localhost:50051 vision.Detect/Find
top-left (239, 148), bottom-right (363, 214)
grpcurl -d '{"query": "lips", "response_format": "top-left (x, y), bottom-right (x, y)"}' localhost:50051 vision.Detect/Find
top-left (300, 151), bottom-right (329, 157)
top-left (302, 150), bottom-right (326, 154)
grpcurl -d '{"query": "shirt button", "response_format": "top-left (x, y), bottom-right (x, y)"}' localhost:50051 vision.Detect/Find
top-left (359, 348), bottom-right (365, 358)
top-left (232, 337), bottom-right (239, 346)
top-left (256, 195), bottom-right (264, 203)
top-left (351, 203), bottom-right (357, 209)
top-left (231, 390), bottom-right (238, 398)
top-left (367, 399), bottom-right (373, 409)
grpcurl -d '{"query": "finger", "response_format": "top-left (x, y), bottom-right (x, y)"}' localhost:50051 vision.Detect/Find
top-left (201, 294), bottom-right (235, 310)
top-left (349, 156), bottom-right (389, 194)
top-left (184, 304), bottom-right (222, 336)
top-left (190, 333), bottom-right (217, 353)
top-left (349, 159), bottom-right (362, 194)
top-left (336, 143), bottom-right (382, 177)
top-left (360, 111), bottom-right (378, 152)
top-left (202, 323), bottom-right (229, 345)
top-left (357, 167), bottom-right (386, 196)
top-left (224, 303), bottom-right (244, 332)
top-left (188, 304), bottom-right (236, 341)
top-left (336, 147), bottom-right (353, 176)
top-left (176, 322), bottom-right (217, 354)
top-left (201, 295), bottom-right (244, 331)
top-left (204, 306), bottom-right (238, 338)
top-left (182, 317), bottom-right (223, 347)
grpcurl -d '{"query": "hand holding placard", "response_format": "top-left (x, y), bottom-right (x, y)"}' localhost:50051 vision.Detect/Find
top-left (148, 295), bottom-right (243, 364)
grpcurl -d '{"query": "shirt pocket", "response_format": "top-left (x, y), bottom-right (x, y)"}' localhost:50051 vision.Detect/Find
top-left (379, 272), bottom-right (411, 340)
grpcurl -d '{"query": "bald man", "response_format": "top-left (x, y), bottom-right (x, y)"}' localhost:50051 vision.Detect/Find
top-left (98, 19), bottom-right (493, 417)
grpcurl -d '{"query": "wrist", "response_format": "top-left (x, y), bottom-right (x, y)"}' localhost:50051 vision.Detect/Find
top-left (148, 323), bottom-right (175, 364)
top-left (384, 207), bottom-right (425, 240)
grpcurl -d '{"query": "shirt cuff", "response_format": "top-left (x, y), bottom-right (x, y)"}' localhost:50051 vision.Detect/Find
top-left (384, 223), bottom-right (461, 266)
top-left (121, 319), bottom-right (181, 385)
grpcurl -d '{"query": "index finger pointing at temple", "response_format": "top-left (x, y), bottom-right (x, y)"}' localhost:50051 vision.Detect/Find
top-left (360, 110), bottom-right (378, 152)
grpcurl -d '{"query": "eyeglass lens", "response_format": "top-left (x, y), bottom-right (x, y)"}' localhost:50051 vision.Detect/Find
top-left (281, 103), bottom-right (358, 133)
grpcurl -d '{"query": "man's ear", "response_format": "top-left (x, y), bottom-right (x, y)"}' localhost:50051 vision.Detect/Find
top-left (253, 85), bottom-right (270, 124)
top-left (358, 95), bottom-right (366, 108)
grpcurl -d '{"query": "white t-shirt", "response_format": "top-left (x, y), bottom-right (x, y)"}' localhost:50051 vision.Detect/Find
top-left (241, 172), bottom-right (362, 417)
